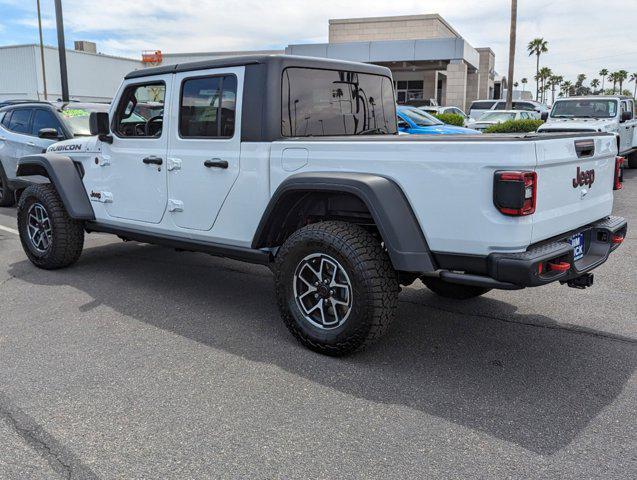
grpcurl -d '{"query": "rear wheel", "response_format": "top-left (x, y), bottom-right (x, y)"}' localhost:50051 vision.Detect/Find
top-left (0, 163), bottom-right (15, 207)
top-left (17, 184), bottom-right (84, 269)
top-left (274, 221), bottom-right (399, 356)
top-left (421, 276), bottom-right (491, 300)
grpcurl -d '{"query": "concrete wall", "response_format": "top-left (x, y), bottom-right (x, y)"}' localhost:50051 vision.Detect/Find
top-left (476, 48), bottom-right (495, 100)
top-left (445, 60), bottom-right (468, 110)
top-left (329, 14), bottom-right (459, 43)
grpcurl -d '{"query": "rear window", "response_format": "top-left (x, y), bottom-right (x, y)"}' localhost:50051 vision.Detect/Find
top-left (470, 101), bottom-right (496, 111)
top-left (281, 67), bottom-right (397, 136)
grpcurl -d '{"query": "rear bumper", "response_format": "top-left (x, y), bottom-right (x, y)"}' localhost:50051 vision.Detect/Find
top-left (436, 216), bottom-right (627, 290)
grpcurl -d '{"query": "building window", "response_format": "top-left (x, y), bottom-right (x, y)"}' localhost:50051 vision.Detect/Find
top-left (394, 80), bottom-right (424, 104)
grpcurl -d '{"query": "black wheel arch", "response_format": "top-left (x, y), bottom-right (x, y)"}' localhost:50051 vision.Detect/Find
top-left (16, 154), bottom-right (94, 220)
top-left (252, 172), bottom-right (435, 272)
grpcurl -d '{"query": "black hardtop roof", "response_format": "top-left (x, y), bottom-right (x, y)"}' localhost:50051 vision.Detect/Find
top-left (124, 54), bottom-right (392, 79)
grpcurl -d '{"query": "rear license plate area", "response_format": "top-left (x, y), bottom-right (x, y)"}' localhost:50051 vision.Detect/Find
top-left (570, 232), bottom-right (585, 261)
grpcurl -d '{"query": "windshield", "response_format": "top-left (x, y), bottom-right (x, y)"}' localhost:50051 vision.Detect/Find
top-left (479, 112), bottom-right (516, 122)
top-left (551, 99), bottom-right (617, 119)
top-left (60, 104), bottom-right (110, 136)
top-left (399, 108), bottom-right (443, 127)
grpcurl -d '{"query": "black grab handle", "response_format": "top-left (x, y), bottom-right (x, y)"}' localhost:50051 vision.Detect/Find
top-left (204, 159), bottom-right (228, 169)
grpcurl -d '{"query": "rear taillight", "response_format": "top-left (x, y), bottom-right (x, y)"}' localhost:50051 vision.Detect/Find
top-left (614, 156), bottom-right (624, 190)
top-left (493, 171), bottom-right (537, 216)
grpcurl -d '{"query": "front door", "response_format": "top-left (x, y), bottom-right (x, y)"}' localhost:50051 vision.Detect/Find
top-left (166, 67), bottom-right (242, 231)
top-left (619, 99), bottom-right (636, 153)
top-left (102, 77), bottom-right (172, 224)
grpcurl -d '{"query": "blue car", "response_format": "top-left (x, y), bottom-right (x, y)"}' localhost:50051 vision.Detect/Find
top-left (396, 106), bottom-right (480, 135)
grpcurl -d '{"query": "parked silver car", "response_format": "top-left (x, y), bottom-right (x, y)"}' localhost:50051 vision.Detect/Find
top-left (0, 102), bottom-right (109, 206)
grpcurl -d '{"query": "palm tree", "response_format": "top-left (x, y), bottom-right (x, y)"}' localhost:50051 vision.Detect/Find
top-left (617, 70), bottom-right (628, 94)
top-left (537, 66), bottom-right (552, 103)
top-left (527, 38), bottom-right (548, 101)
top-left (561, 80), bottom-right (573, 97)
top-left (521, 77), bottom-right (528, 92)
top-left (630, 72), bottom-right (637, 99)
top-left (549, 75), bottom-right (563, 104)
top-left (575, 74), bottom-right (587, 96)
top-left (599, 68), bottom-right (609, 92)
top-left (610, 72), bottom-right (619, 93)
top-left (590, 78), bottom-right (600, 93)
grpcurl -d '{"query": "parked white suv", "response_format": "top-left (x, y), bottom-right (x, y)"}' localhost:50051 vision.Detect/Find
top-left (468, 99), bottom-right (548, 121)
top-left (12, 55), bottom-right (627, 355)
top-left (537, 96), bottom-right (637, 167)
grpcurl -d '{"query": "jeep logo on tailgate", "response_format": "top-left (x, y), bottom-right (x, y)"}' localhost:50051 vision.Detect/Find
top-left (572, 167), bottom-right (595, 188)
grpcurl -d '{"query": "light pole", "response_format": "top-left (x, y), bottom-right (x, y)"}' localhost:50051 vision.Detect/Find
top-left (505, 0), bottom-right (517, 110)
top-left (54, 0), bottom-right (69, 102)
top-left (36, 0), bottom-right (48, 100)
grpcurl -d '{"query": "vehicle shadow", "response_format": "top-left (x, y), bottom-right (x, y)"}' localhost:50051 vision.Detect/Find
top-left (9, 241), bottom-right (637, 455)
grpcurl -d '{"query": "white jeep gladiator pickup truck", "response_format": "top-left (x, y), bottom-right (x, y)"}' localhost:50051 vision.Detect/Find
top-left (13, 55), bottom-right (627, 355)
top-left (537, 95), bottom-right (637, 168)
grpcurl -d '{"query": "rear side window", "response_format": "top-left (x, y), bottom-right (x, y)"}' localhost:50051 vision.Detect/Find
top-left (179, 75), bottom-right (237, 138)
top-left (470, 101), bottom-right (496, 111)
top-left (0, 111), bottom-right (11, 128)
top-left (31, 109), bottom-right (63, 136)
top-left (494, 101), bottom-right (507, 110)
top-left (513, 102), bottom-right (536, 111)
top-left (7, 109), bottom-right (32, 134)
top-left (281, 67), bottom-right (397, 136)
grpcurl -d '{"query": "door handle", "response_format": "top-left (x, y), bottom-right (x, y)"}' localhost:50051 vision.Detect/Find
top-left (27, 141), bottom-right (36, 146)
top-left (204, 159), bottom-right (228, 169)
top-left (142, 156), bottom-right (163, 165)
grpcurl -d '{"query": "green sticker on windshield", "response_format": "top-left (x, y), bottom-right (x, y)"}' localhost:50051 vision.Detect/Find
top-left (62, 109), bottom-right (89, 117)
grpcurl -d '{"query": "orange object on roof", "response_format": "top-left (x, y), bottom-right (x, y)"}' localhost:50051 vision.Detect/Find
top-left (142, 50), bottom-right (163, 63)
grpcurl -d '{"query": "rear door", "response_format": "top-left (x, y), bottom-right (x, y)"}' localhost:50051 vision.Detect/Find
top-left (532, 135), bottom-right (616, 243)
top-left (619, 99), bottom-right (636, 152)
top-left (166, 67), bottom-right (243, 231)
top-left (0, 108), bottom-right (33, 180)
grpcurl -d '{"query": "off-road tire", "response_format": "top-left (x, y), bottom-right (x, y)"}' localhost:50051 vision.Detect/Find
top-left (421, 276), bottom-right (491, 300)
top-left (17, 184), bottom-right (84, 269)
top-left (274, 221), bottom-right (399, 356)
top-left (0, 163), bottom-right (15, 207)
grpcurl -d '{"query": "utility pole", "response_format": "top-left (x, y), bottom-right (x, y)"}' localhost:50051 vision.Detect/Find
top-left (54, 0), bottom-right (69, 102)
top-left (505, 0), bottom-right (517, 110)
top-left (36, 0), bottom-right (48, 100)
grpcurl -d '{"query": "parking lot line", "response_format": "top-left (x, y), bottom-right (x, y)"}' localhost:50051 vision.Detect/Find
top-left (0, 224), bottom-right (18, 235)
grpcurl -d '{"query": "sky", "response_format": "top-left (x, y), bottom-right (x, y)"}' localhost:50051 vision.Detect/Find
top-left (0, 0), bottom-right (635, 95)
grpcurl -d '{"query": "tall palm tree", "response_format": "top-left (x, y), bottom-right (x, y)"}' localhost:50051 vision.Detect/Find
top-left (590, 78), bottom-right (600, 93)
top-left (610, 72), bottom-right (619, 93)
top-left (599, 68), bottom-right (609, 92)
top-left (617, 70), bottom-right (628, 94)
top-left (521, 77), bottom-right (528, 92)
top-left (549, 75), bottom-right (563, 104)
top-left (630, 72), bottom-right (637, 99)
top-left (537, 66), bottom-right (552, 103)
top-left (561, 80), bottom-right (573, 97)
top-left (527, 38), bottom-right (548, 101)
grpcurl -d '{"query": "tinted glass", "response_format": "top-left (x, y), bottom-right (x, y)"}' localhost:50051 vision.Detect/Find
top-left (114, 83), bottom-right (166, 137)
top-left (8, 109), bottom-right (32, 134)
top-left (514, 102), bottom-right (535, 111)
top-left (32, 109), bottom-right (62, 136)
top-left (282, 68), bottom-right (397, 136)
top-left (179, 75), bottom-right (237, 138)
top-left (551, 99), bottom-right (617, 119)
top-left (0, 111), bottom-right (11, 128)
top-left (470, 101), bottom-right (496, 110)
top-left (399, 108), bottom-right (443, 126)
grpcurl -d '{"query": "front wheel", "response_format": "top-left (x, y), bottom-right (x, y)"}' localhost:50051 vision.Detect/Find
top-left (274, 221), bottom-right (399, 356)
top-left (17, 184), bottom-right (85, 269)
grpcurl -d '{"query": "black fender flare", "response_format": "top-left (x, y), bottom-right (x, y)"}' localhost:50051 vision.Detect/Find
top-left (16, 154), bottom-right (95, 220)
top-left (252, 172), bottom-right (435, 272)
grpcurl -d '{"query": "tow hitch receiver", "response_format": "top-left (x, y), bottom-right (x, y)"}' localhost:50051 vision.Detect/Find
top-left (562, 273), bottom-right (594, 289)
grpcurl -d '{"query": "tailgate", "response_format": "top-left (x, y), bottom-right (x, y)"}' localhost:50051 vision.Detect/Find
top-left (532, 134), bottom-right (616, 243)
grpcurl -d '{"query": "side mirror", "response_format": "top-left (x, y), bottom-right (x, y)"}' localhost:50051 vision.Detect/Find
top-left (540, 112), bottom-right (549, 121)
top-left (89, 111), bottom-right (113, 143)
top-left (38, 128), bottom-right (60, 139)
top-left (621, 111), bottom-right (633, 122)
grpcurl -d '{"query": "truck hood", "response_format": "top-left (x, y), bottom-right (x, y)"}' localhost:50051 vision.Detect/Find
top-left (46, 136), bottom-right (101, 155)
top-left (538, 118), bottom-right (617, 132)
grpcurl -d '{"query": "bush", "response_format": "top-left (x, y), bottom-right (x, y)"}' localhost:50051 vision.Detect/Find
top-left (483, 119), bottom-right (544, 133)
top-left (433, 113), bottom-right (465, 126)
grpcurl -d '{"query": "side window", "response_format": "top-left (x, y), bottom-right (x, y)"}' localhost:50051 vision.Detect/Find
top-left (520, 112), bottom-right (529, 119)
top-left (470, 101), bottom-right (495, 111)
top-left (179, 74), bottom-right (237, 138)
top-left (0, 110), bottom-right (11, 129)
top-left (31, 109), bottom-right (63, 136)
top-left (7, 109), bottom-right (32, 134)
top-left (114, 83), bottom-right (166, 138)
top-left (514, 102), bottom-right (534, 111)
top-left (494, 101), bottom-right (506, 110)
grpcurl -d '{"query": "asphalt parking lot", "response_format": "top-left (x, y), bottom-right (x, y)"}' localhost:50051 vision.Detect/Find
top-left (0, 172), bottom-right (635, 480)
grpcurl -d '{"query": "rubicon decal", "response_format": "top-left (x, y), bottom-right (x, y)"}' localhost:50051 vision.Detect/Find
top-left (48, 144), bottom-right (83, 152)
top-left (572, 167), bottom-right (594, 188)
